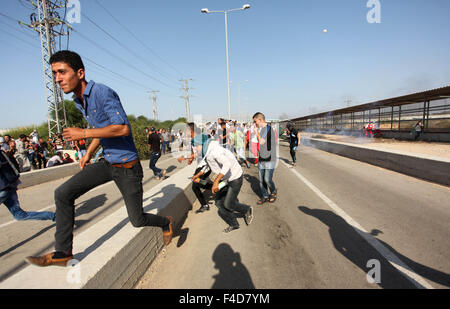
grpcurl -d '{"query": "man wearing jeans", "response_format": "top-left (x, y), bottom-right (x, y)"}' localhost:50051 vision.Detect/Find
top-left (253, 112), bottom-right (278, 204)
top-left (26, 51), bottom-right (173, 267)
top-left (1, 151), bottom-right (55, 222)
top-left (193, 140), bottom-right (253, 233)
top-left (148, 127), bottom-right (166, 180)
top-left (178, 122), bottom-right (212, 214)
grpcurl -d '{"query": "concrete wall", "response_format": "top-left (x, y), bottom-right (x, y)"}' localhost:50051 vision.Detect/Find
top-left (301, 129), bottom-right (450, 143)
top-left (18, 163), bottom-right (80, 189)
top-left (302, 138), bottom-right (450, 187)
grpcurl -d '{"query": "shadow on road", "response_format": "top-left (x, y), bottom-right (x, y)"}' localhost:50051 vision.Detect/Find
top-left (75, 194), bottom-right (108, 216)
top-left (243, 174), bottom-right (261, 197)
top-left (177, 228), bottom-right (189, 248)
top-left (298, 206), bottom-right (450, 288)
top-left (166, 165), bottom-right (177, 173)
top-left (211, 243), bottom-right (255, 289)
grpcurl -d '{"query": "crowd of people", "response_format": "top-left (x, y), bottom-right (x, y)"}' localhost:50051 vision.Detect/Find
top-left (0, 131), bottom-right (86, 173)
top-left (1, 50), bottom-right (299, 268)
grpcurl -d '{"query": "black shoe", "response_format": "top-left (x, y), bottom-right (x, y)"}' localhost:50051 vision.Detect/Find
top-left (245, 207), bottom-right (253, 225)
top-left (223, 226), bottom-right (239, 233)
top-left (196, 205), bottom-right (210, 213)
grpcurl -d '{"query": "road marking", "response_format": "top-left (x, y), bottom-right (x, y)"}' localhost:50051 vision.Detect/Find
top-left (0, 157), bottom-right (176, 230)
top-left (281, 159), bottom-right (435, 289)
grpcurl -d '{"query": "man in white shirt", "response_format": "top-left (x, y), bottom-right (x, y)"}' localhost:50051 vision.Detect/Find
top-left (193, 140), bottom-right (253, 233)
top-left (47, 152), bottom-right (64, 167)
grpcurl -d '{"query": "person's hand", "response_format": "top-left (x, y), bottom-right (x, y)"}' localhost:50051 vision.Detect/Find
top-left (177, 156), bottom-right (185, 163)
top-left (63, 128), bottom-right (84, 142)
top-left (187, 157), bottom-right (194, 165)
top-left (212, 182), bottom-right (220, 194)
top-left (78, 153), bottom-right (92, 170)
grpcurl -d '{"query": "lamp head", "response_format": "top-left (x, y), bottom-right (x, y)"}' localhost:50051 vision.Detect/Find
top-left (201, 8), bottom-right (210, 14)
top-left (242, 4), bottom-right (251, 10)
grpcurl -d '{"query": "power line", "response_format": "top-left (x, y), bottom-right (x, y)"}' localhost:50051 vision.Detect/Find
top-left (81, 55), bottom-right (149, 90)
top-left (0, 27), bottom-right (39, 49)
top-left (83, 9), bottom-right (179, 85)
top-left (93, 0), bottom-right (186, 79)
top-left (70, 27), bottom-right (177, 91)
top-left (80, 12), bottom-right (181, 89)
top-left (0, 19), bottom-right (37, 40)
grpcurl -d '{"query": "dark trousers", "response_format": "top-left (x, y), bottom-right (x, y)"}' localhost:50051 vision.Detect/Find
top-left (36, 154), bottom-right (47, 169)
top-left (54, 159), bottom-right (168, 253)
top-left (290, 146), bottom-right (297, 163)
top-left (215, 176), bottom-right (249, 228)
top-left (149, 152), bottom-right (162, 176)
top-left (192, 169), bottom-right (212, 206)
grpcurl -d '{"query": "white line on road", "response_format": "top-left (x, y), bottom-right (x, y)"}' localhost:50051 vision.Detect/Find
top-left (281, 160), bottom-right (435, 289)
top-left (0, 157), bottom-right (176, 230)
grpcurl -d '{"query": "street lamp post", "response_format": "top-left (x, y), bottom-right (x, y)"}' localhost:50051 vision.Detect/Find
top-left (201, 4), bottom-right (251, 120)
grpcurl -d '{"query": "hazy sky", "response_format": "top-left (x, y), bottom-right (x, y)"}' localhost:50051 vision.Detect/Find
top-left (1, 0), bottom-right (450, 128)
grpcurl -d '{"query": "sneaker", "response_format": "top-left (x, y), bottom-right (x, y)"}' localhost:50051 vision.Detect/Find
top-left (196, 204), bottom-right (210, 214)
top-left (245, 207), bottom-right (253, 225)
top-left (223, 226), bottom-right (239, 233)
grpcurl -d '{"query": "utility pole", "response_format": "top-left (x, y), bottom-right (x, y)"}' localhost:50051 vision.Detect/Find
top-left (148, 90), bottom-right (160, 121)
top-left (21, 0), bottom-right (72, 137)
top-left (180, 79), bottom-right (193, 122)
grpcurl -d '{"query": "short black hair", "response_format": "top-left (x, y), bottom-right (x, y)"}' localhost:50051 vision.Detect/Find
top-left (187, 122), bottom-right (201, 136)
top-left (252, 112), bottom-right (265, 120)
top-left (19, 134), bottom-right (27, 139)
top-left (50, 50), bottom-right (85, 72)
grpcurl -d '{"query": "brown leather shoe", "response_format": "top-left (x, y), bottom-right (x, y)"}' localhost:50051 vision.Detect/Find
top-left (25, 252), bottom-right (73, 267)
top-left (162, 216), bottom-right (173, 246)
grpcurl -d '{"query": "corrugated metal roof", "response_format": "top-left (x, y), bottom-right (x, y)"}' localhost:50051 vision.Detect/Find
top-left (292, 85), bottom-right (450, 121)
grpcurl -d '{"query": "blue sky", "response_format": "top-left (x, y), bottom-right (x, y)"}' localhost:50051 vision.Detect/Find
top-left (1, 0), bottom-right (450, 128)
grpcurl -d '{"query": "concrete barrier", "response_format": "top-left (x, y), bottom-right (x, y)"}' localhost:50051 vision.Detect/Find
top-left (0, 164), bottom-right (197, 289)
top-left (302, 138), bottom-right (450, 187)
top-left (18, 163), bottom-right (80, 189)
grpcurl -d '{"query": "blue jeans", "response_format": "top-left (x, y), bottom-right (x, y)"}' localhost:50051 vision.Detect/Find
top-left (149, 152), bottom-right (162, 176)
top-left (162, 141), bottom-right (169, 154)
top-left (0, 187), bottom-right (55, 221)
top-left (258, 162), bottom-right (277, 199)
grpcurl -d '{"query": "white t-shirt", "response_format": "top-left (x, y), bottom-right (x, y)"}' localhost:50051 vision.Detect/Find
top-left (47, 155), bottom-right (63, 167)
top-left (30, 132), bottom-right (39, 144)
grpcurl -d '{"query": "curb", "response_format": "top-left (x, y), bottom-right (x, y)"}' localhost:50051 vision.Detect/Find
top-left (302, 138), bottom-right (450, 187)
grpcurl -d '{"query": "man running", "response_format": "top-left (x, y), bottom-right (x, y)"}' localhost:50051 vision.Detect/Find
top-left (25, 50), bottom-right (173, 267)
top-left (287, 122), bottom-right (301, 166)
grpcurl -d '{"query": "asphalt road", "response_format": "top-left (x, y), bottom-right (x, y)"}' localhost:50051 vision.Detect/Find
top-left (136, 143), bottom-right (450, 289)
top-left (0, 154), bottom-right (183, 283)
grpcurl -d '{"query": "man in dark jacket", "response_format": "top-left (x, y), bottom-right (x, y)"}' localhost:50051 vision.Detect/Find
top-left (0, 150), bottom-right (55, 221)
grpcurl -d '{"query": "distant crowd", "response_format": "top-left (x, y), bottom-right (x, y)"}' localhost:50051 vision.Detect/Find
top-left (0, 130), bottom-right (87, 173)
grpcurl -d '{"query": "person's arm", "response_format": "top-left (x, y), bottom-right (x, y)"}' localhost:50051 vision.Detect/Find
top-left (212, 173), bottom-right (225, 194)
top-left (78, 138), bottom-right (101, 169)
top-left (62, 125), bottom-right (130, 142)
